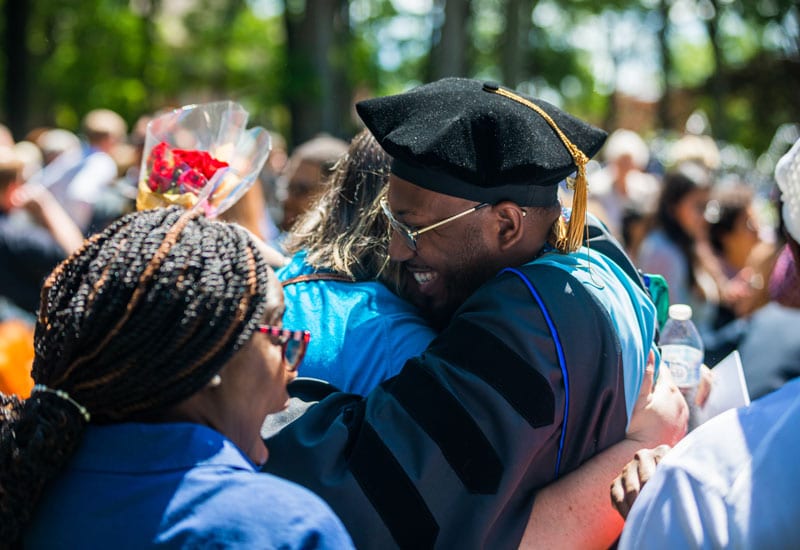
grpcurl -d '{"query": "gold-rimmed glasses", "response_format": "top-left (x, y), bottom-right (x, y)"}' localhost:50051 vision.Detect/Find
top-left (380, 197), bottom-right (489, 251)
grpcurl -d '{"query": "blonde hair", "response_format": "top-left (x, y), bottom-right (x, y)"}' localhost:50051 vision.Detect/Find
top-left (283, 129), bottom-right (395, 284)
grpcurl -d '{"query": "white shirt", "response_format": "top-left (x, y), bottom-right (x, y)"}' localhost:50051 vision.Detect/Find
top-left (620, 376), bottom-right (800, 549)
top-left (34, 145), bottom-right (118, 232)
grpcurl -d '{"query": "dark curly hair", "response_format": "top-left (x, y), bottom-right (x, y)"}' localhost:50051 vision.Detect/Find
top-left (0, 206), bottom-right (272, 543)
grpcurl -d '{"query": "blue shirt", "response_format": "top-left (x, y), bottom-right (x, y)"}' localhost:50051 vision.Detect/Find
top-left (25, 422), bottom-right (354, 549)
top-left (278, 251), bottom-right (436, 394)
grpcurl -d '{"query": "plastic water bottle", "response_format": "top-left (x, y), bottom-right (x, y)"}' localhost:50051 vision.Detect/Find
top-left (659, 304), bottom-right (704, 428)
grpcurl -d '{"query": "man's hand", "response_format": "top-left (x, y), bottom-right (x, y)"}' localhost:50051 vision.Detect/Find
top-left (626, 351), bottom-right (688, 448)
top-left (609, 444), bottom-right (671, 519)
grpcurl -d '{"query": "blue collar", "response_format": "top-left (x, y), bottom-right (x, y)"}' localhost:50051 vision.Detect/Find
top-left (70, 422), bottom-right (257, 474)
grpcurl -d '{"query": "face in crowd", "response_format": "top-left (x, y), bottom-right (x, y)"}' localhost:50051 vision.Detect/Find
top-left (385, 175), bottom-right (508, 329)
top-left (25, 207), bottom-right (307, 464)
top-left (203, 272), bottom-right (298, 465)
top-left (358, 78), bottom-right (607, 329)
top-left (673, 186), bottom-right (711, 241)
top-left (281, 158), bottom-right (327, 231)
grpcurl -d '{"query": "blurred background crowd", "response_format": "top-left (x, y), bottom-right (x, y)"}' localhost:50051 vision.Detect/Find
top-left (1, 0), bottom-right (799, 400)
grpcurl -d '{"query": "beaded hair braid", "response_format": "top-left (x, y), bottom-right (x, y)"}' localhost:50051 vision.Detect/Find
top-left (0, 206), bottom-right (271, 543)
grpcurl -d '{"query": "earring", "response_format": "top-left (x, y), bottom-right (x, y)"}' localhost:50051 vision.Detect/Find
top-left (208, 374), bottom-right (222, 388)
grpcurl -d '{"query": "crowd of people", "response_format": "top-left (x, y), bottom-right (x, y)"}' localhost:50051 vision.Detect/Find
top-left (0, 77), bottom-right (798, 548)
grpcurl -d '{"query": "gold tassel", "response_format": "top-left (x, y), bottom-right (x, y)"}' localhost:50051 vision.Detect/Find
top-left (486, 86), bottom-right (590, 253)
top-left (559, 162), bottom-right (588, 253)
top-left (548, 213), bottom-right (567, 249)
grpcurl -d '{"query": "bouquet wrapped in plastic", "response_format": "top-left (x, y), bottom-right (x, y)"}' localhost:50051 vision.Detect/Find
top-left (136, 101), bottom-right (271, 218)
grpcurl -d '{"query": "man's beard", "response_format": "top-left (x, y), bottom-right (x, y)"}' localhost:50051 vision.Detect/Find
top-left (401, 226), bottom-right (498, 331)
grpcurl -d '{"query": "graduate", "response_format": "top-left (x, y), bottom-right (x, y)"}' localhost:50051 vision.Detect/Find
top-left (264, 78), bottom-right (687, 548)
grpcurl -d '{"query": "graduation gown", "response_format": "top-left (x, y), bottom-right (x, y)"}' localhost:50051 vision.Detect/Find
top-left (263, 220), bottom-right (653, 549)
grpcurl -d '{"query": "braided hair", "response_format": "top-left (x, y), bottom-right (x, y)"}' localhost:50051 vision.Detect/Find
top-left (0, 206), bottom-right (271, 543)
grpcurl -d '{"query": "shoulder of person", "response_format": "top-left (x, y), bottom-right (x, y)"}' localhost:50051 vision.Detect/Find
top-left (449, 262), bottom-right (604, 337)
top-left (79, 150), bottom-right (117, 171)
top-left (170, 484), bottom-right (353, 548)
top-left (193, 468), bottom-right (351, 536)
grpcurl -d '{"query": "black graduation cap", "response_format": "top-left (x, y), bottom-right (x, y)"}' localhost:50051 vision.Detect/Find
top-left (355, 77), bottom-right (607, 213)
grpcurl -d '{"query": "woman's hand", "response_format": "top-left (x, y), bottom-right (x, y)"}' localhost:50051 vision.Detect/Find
top-left (609, 444), bottom-right (671, 519)
top-left (695, 364), bottom-right (713, 407)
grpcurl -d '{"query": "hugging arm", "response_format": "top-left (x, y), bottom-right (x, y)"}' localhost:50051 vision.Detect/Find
top-left (519, 358), bottom-right (688, 549)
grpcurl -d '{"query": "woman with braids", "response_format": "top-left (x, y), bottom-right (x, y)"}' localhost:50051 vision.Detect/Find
top-left (0, 206), bottom-right (354, 548)
top-left (278, 129), bottom-right (435, 395)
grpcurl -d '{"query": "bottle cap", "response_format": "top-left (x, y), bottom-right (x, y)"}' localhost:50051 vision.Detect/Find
top-left (668, 304), bottom-right (693, 321)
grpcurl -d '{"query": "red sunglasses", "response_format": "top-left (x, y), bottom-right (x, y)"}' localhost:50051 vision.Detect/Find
top-left (258, 326), bottom-right (311, 372)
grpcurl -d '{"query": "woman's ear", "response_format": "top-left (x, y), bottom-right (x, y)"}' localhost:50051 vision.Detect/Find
top-left (492, 201), bottom-right (527, 251)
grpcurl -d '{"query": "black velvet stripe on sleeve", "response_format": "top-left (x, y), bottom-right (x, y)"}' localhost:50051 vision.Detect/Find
top-left (350, 421), bottom-right (439, 549)
top-left (385, 358), bottom-right (503, 494)
top-left (428, 317), bottom-right (555, 429)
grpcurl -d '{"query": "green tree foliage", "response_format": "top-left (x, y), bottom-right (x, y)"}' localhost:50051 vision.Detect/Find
top-left (0, 0), bottom-right (796, 156)
top-left (26, 0), bottom-right (158, 131)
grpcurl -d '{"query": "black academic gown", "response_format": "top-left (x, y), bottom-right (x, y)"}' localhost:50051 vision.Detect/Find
top-left (263, 251), bottom-right (633, 548)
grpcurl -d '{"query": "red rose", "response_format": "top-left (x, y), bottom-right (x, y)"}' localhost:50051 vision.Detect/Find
top-left (174, 148), bottom-right (229, 181)
top-left (150, 142), bottom-right (173, 164)
top-left (201, 156), bottom-right (229, 180)
top-left (153, 158), bottom-right (173, 178)
top-left (177, 166), bottom-right (206, 190)
top-left (144, 142), bottom-right (228, 196)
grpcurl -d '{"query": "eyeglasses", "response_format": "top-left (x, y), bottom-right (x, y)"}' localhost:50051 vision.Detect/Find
top-left (380, 197), bottom-right (490, 251)
top-left (258, 326), bottom-right (311, 372)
